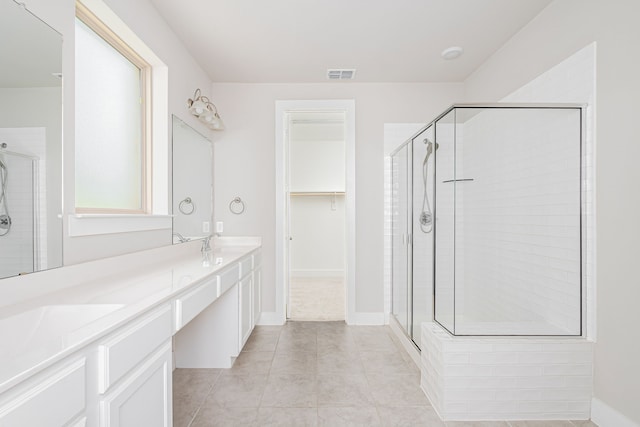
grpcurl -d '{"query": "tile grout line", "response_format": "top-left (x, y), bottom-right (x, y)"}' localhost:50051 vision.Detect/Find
top-left (186, 373), bottom-right (219, 427)
top-left (256, 328), bottom-right (280, 413)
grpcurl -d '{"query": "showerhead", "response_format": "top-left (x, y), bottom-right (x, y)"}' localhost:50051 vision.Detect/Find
top-left (423, 138), bottom-right (439, 157)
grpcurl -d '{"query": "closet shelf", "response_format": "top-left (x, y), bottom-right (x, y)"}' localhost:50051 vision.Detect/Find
top-left (290, 191), bottom-right (345, 196)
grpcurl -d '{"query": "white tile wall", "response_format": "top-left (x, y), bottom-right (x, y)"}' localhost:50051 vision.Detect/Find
top-left (0, 128), bottom-right (47, 277)
top-left (391, 146), bottom-right (410, 331)
top-left (421, 322), bottom-right (593, 421)
top-left (384, 123), bottom-right (426, 326)
top-left (502, 43), bottom-right (596, 339)
top-left (430, 43), bottom-right (596, 337)
top-left (451, 107), bottom-right (582, 335)
top-left (411, 127), bottom-right (435, 347)
top-left (383, 155), bottom-right (392, 317)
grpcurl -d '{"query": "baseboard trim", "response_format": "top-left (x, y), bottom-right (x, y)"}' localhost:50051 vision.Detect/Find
top-left (258, 311), bottom-right (386, 326)
top-left (290, 270), bottom-right (344, 278)
top-left (256, 311), bottom-right (285, 326)
top-left (592, 397), bottom-right (640, 427)
top-left (348, 312), bottom-right (385, 325)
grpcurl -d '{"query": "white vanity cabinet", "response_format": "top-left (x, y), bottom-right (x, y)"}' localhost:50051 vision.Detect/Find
top-left (98, 305), bottom-right (173, 426)
top-left (98, 343), bottom-right (171, 427)
top-left (174, 249), bottom-right (262, 369)
top-left (239, 250), bottom-right (262, 349)
top-left (252, 251), bottom-right (262, 327)
top-left (0, 358), bottom-right (87, 427)
top-left (0, 243), bottom-right (262, 426)
top-left (238, 257), bottom-right (253, 349)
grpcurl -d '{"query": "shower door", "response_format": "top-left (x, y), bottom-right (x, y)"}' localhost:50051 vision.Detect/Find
top-left (391, 144), bottom-right (411, 333)
top-left (0, 152), bottom-right (37, 278)
top-left (411, 126), bottom-right (435, 349)
top-left (391, 125), bottom-right (437, 350)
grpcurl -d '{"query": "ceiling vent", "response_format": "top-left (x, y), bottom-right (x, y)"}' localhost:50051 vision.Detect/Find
top-left (327, 69), bottom-right (356, 80)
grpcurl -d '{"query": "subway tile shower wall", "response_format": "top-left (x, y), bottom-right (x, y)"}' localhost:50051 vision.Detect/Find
top-left (502, 43), bottom-right (596, 339)
top-left (0, 127), bottom-right (48, 278)
top-left (421, 323), bottom-right (593, 421)
top-left (452, 107), bottom-right (582, 335)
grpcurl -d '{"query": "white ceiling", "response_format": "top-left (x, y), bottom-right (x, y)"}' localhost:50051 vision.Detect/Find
top-left (149, 0), bottom-right (552, 83)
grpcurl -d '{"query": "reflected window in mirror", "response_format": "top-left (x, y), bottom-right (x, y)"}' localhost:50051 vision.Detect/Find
top-left (172, 116), bottom-right (213, 244)
top-left (0, 0), bottom-right (63, 279)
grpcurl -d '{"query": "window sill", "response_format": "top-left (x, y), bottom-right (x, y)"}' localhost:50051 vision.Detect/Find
top-left (68, 214), bottom-right (173, 237)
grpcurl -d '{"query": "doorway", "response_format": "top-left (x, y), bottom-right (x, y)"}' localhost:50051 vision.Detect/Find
top-left (275, 100), bottom-right (356, 324)
top-left (287, 111), bottom-right (346, 320)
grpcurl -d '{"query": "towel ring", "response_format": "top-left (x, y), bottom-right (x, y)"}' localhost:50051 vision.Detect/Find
top-left (179, 197), bottom-right (195, 215)
top-left (229, 197), bottom-right (245, 215)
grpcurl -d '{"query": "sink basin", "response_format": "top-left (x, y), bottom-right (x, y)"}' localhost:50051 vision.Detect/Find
top-left (0, 304), bottom-right (124, 356)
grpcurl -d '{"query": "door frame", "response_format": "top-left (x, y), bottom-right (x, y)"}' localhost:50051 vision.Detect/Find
top-left (275, 99), bottom-right (356, 324)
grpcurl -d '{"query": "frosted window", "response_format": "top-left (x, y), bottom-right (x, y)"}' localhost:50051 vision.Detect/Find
top-left (75, 18), bottom-right (143, 211)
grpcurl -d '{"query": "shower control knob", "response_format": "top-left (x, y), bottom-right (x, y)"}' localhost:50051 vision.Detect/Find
top-left (0, 214), bottom-right (11, 230)
top-left (420, 212), bottom-right (433, 226)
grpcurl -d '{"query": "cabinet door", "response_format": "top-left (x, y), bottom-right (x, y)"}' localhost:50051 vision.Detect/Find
top-left (0, 358), bottom-right (86, 427)
top-left (239, 275), bottom-right (253, 349)
top-left (100, 342), bottom-right (172, 427)
top-left (252, 268), bottom-right (261, 327)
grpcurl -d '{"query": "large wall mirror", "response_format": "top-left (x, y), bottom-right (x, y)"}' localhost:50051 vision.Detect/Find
top-left (0, 0), bottom-right (63, 279)
top-left (172, 115), bottom-right (213, 243)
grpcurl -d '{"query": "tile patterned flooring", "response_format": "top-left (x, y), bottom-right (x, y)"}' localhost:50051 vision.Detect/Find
top-left (173, 322), bottom-right (598, 427)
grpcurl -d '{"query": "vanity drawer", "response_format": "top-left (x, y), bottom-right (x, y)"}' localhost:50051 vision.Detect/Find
top-left (0, 358), bottom-right (85, 426)
top-left (98, 304), bottom-right (172, 394)
top-left (216, 264), bottom-right (239, 297)
top-left (253, 251), bottom-right (262, 269)
top-left (175, 278), bottom-right (217, 330)
top-left (239, 256), bottom-right (252, 279)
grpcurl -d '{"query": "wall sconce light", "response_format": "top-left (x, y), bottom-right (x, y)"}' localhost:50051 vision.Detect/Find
top-left (187, 89), bottom-right (225, 131)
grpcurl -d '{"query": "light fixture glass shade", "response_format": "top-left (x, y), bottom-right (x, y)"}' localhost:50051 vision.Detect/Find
top-left (189, 99), bottom-right (207, 116)
top-left (188, 88), bottom-right (225, 130)
top-left (200, 109), bottom-right (215, 123)
top-left (210, 114), bottom-right (225, 130)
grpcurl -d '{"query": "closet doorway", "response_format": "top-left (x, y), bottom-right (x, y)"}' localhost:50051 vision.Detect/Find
top-left (287, 111), bottom-right (346, 320)
top-left (275, 100), bottom-right (356, 324)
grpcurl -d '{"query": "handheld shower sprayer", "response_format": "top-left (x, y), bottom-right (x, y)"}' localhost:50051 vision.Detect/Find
top-left (0, 156), bottom-right (11, 236)
top-left (419, 138), bottom-right (438, 233)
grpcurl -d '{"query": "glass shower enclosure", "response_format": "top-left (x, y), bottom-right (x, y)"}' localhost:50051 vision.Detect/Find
top-left (391, 104), bottom-right (584, 341)
top-left (391, 125), bottom-right (435, 349)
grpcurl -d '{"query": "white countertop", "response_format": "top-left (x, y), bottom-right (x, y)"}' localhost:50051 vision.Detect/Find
top-left (0, 238), bottom-right (261, 394)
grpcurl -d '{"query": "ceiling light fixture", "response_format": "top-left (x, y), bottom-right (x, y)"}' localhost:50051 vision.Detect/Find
top-left (441, 46), bottom-right (464, 60)
top-left (187, 89), bottom-right (225, 131)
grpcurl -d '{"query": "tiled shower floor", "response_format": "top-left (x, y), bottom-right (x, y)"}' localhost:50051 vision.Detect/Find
top-left (173, 322), bottom-right (597, 427)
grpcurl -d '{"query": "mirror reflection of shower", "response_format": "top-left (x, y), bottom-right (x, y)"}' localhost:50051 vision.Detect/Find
top-left (419, 138), bottom-right (438, 233)
top-left (0, 143), bottom-right (12, 236)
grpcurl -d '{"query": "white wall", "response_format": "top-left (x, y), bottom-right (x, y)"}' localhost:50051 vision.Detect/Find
top-left (290, 195), bottom-right (345, 276)
top-left (19, 0), bottom-right (214, 265)
top-left (212, 82), bottom-right (463, 314)
top-left (463, 0), bottom-right (640, 423)
top-left (289, 120), bottom-right (345, 192)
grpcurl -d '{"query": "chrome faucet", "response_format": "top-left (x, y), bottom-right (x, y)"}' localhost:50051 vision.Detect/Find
top-left (173, 232), bottom-right (190, 243)
top-left (201, 234), bottom-right (213, 252)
